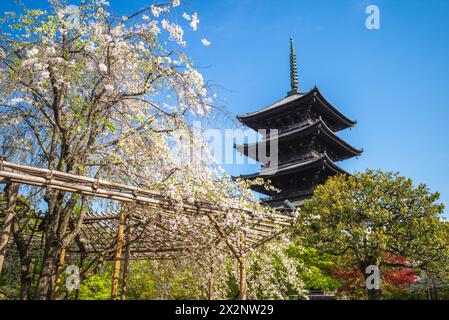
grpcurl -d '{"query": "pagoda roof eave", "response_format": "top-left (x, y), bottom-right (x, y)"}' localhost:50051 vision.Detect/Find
top-left (234, 119), bottom-right (363, 159)
top-left (313, 87), bottom-right (357, 127)
top-left (236, 87), bottom-right (357, 129)
top-left (317, 119), bottom-right (363, 155)
top-left (236, 154), bottom-right (349, 180)
top-left (236, 92), bottom-right (305, 121)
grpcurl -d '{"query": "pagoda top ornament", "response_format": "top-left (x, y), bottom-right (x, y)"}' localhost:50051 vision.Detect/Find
top-left (288, 37), bottom-right (299, 96)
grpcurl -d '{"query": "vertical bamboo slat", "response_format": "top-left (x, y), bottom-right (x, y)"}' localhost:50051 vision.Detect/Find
top-left (208, 262), bottom-right (215, 300)
top-left (121, 223), bottom-right (132, 300)
top-left (239, 232), bottom-right (247, 300)
top-left (111, 210), bottom-right (125, 300)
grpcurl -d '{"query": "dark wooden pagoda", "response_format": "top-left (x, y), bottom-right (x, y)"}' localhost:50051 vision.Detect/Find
top-left (235, 37), bottom-right (362, 209)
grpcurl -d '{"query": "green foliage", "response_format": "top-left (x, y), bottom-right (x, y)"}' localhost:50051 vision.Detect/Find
top-left (78, 268), bottom-right (112, 300)
top-left (299, 170), bottom-right (447, 267)
top-left (126, 260), bottom-right (206, 300)
top-left (0, 256), bottom-right (21, 299)
top-left (124, 261), bottom-right (157, 300)
top-left (297, 169), bottom-right (449, 298)
top-left (77, 260), bottom-right (207, 300)
top-left (287, 244), bottom-right (340, 292)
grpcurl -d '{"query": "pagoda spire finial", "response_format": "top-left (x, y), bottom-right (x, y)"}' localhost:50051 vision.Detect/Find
top-left (288, 36), bottom-right (299, 96)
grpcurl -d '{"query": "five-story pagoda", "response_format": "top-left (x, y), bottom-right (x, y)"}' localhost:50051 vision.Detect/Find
top-left (235, 38), bottom-right (362, 209)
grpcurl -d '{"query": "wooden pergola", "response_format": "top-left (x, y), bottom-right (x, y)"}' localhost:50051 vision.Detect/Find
top-left (0, 158), bottom-right (297, 300)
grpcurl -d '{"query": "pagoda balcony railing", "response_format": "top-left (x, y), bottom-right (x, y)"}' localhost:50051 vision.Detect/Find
top-left (260, 117), bottom-right (336, 141)
top-left (277, 119), bottom-right (315, 134)
top-left (262, 188), bottom-right (314, 202)
top-left (262, 119), bottom-right (314, 137)
top-left (260, 151), bottom-right (321, 170)
top-left (275, 116), bottom-right (339, 135)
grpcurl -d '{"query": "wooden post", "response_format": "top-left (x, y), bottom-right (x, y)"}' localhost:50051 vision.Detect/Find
top-left (208, 262), bottom-right (215, 300)
top-left (111, 210), bottom-right (125, 300)
top-left (53, 247), bottom-right (66, 298)
top-left (120, 223), bottom-right (132, 300)
top-left (0, 182), bottom-right (19, 276)
top-left (239, 256), bottom-right (247, 300)
top-left (239, 232), bottom-right (247, 300)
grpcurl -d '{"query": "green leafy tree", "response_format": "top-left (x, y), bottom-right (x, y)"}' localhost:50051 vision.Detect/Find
top-left (286, 243), bottom-right (340, 293)
top-left (298, 170), bottom-right (448, 300)
top-left (77, 260), bottom-right (206, 300)
top-left (77, 270), bottom-right (112, 300)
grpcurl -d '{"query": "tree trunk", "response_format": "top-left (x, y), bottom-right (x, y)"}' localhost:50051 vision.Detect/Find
top-left (53, 247), bottom-right (66, 298)
top-left (34, 190), bottom-right (64, 300)
top-left (34, 241), bottom-right (58, 299)
top-left (366, 286), bottom-right (382, 300)
top-left (12, 217), bottom-right (34, 300)
top-left (34, 191), bottom-right (80, 300)
top-left (360, 259), bottom-right (382, 300)
top-left (0, 182), bottom-right (19, 276)
top-left (75, 253), bottom-right (85, 301)
top-left (19, 256), bottom-right (34, 300)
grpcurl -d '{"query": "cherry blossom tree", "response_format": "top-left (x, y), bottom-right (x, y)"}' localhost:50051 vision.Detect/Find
top-left (0, 0), bottom-right (293, 300)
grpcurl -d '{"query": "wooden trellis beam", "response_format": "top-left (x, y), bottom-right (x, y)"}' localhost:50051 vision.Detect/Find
top-left (1, 160), bottom-right (297, 264)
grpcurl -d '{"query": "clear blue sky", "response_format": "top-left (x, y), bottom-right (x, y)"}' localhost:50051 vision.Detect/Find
top-left (2, 0), bottom-right (449, 216)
